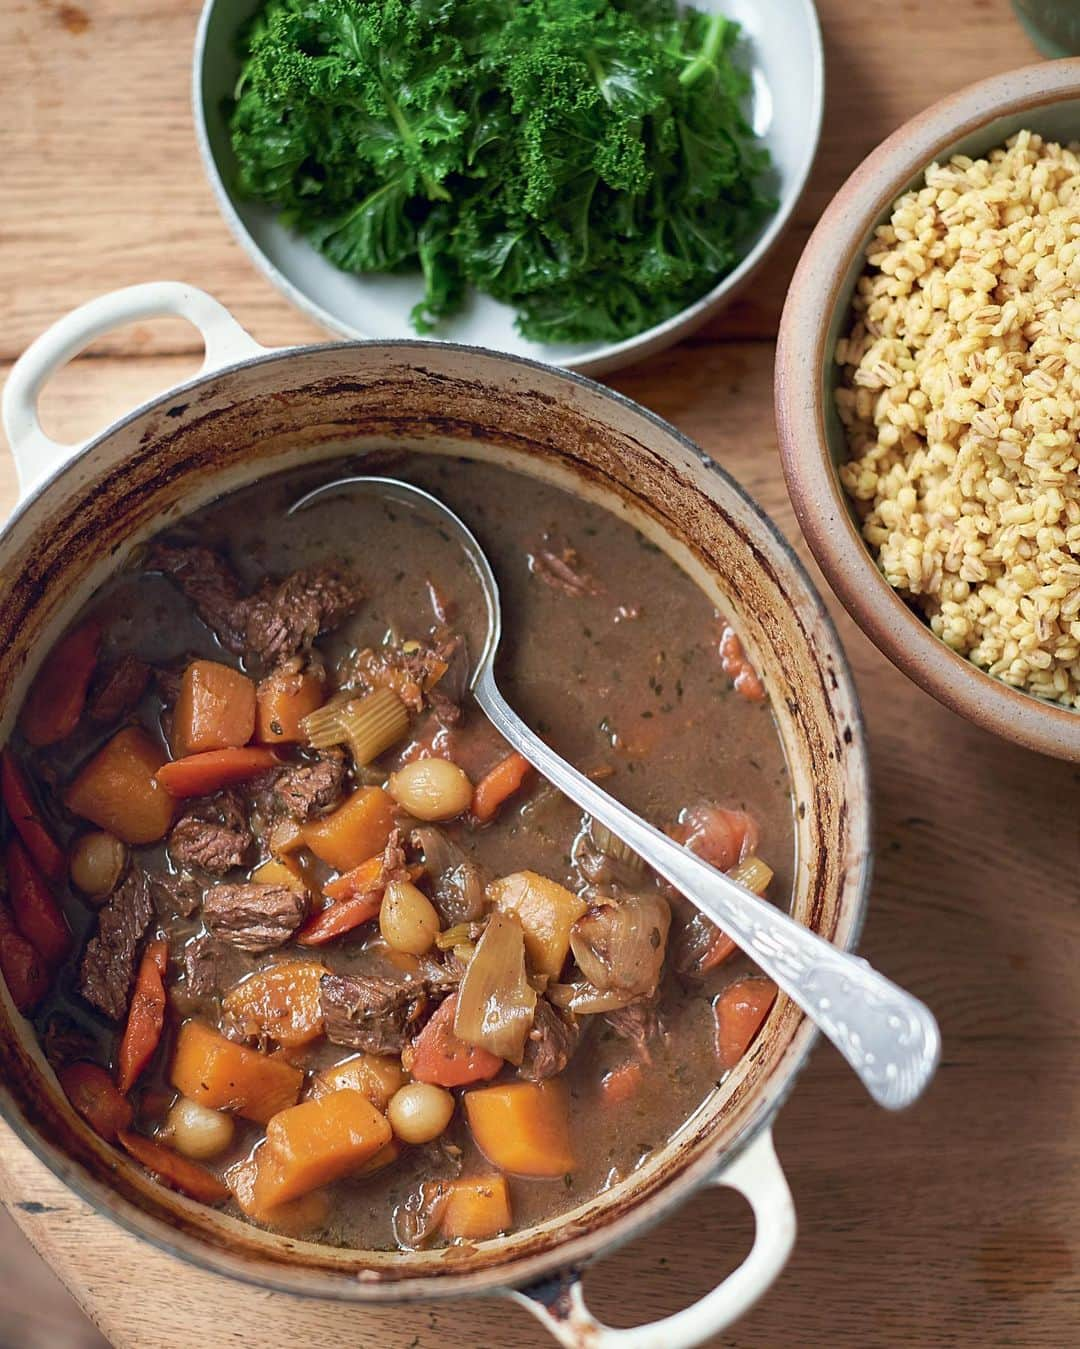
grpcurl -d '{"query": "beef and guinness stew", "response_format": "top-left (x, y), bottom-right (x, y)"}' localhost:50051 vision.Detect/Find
top-left (0, 456), bottom-right (791, 1249)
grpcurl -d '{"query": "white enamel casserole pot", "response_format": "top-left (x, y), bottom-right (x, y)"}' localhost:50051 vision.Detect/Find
top-left (0, 283), bottom-right (871, 1347)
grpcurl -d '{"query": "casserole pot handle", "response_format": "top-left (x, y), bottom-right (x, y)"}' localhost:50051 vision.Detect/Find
top-left (2, 282), bottom-right (268, 499)
top-left (510, 1126), bottom-right (795, 1349)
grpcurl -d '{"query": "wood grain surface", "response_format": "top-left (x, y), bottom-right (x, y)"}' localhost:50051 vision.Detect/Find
top-left (3, 1), bottom-right (1079, 1346)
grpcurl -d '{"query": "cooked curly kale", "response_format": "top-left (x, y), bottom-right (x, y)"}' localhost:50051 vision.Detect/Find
top-left (229, 0), bottom-right (774, 343)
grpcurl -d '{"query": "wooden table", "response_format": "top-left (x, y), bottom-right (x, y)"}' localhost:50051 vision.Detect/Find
top-left (3, 1), bottom-right (1079, 1345)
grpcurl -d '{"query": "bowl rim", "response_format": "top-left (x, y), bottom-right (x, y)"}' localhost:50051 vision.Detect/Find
top-left (0, 333), bottom-right (872, 1302)
top-left (191, 0), bottom-right (825, 377)
top-left (775, 57), bottom-right (1080, 762)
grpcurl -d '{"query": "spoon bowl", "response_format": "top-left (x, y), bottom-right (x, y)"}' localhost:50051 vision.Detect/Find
top-left (291, 474), bottom-right (941, 1111)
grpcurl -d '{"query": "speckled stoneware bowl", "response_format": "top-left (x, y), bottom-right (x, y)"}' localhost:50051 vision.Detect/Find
top-left (775, 59), bottom-right (1080, 762)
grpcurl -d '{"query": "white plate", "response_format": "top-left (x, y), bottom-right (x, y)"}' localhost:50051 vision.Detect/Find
top-left (194, 0), bottom-right (823, 375)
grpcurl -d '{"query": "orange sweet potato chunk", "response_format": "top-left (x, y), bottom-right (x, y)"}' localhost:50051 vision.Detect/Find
top-left (64, 727), bottom-right (175, 844)
top-left (255, 668), bottom-right (325, 745)
top-left (173, 660), bottom-right (255, 757)
top-left (440, 1176), bottom-right (512, 1240)
top-left (228, 1151), bottom-right (331, 1236)
top-left (221, 961), bottom-right (325, 1048)
top-left (311, 1054), bottom-right (409, 1111)
top-left (301, 787), bottom-right (396, 872)
top-left (464, 1080), bottom-right (574, 1177)
top-left (170, 1020), bottom-right (303, 1124)
top-left (253, 1089), bottom-right (392, 1207)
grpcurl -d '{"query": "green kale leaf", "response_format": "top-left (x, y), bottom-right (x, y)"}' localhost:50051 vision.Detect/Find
top-left (228, 0), bottom-right (776, 344)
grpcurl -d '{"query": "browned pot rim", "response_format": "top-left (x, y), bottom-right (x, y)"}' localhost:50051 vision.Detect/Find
top-left (775, 58), bottom-right (1080, 761)
top-left (0, 331), bottom-right (872, 1302)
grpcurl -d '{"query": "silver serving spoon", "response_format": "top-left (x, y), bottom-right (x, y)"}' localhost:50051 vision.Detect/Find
top-left (291, 476), bottom-right (940, 1110)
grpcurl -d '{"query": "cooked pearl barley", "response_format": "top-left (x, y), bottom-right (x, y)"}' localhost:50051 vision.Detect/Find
top-left (166, 1098), bottom-right (235, 1160)
top-left (836, 130), bottom-right (1080, 707)
top-left (388, 759), bottom-right (473, 820)
top-left (380, 880), bottom-right (441, 955)
top-left (387, 1083), bottom-right (455, 1144)
top-left (69, 831), bottom-right (127, 899)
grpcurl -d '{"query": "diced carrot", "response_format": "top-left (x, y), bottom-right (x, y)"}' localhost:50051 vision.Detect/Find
top-left (253, 1089), bottom-right (392, 1208)
top-left (251, 855), bottom-right (308, 895)
top-left (173, 660), bottom-right (256, 757)
top-left (676, 804), bottom-right (759, 873)
top-left (117, 1129), bottom-right (229, 1205)
top-left (170, 1019), bottom-right (303, 1124)
top-left (155, 746), bottom-right (279, 799)
top-left (221, 960), bottom-right (326, 1048)
top-left (600, 1060), bottom-right (643, 1105)
top-left (1, 750), bottom-right (65, 880)
top-left (295, 850), bottom-right (422, 947)
top-left (464, 1079), bottom-right (574, 1177)
top-left (0, 903), bottom-right (49, 1013)
top-left (713, 977), bottom-right (778, 1070)
top-left (487, 870), bottom-right (587, 981)
top-left (295, 892), bottom-right (382, 947)
top-left (115, 940), bottom-right (169, 1094)
top-left (410, 994), bottom-right (503, 1088)
top-left (5, 837), bottom-right (72, 967)
top-left (301, 787), bottom-right (397, 872)
top-left (19, 619), bottom-right (102, 747)
top-left (255, 668), bottom-right (325, 745)
top-left (59, 1062), bottom-right (134, 1142)
top-left (65, 728), bottom-right (176, 844)
top-left (439, 1176), bottom-right (512, 1241)
top-left (311, 1054), bottom-right (409, 1111)
top-left (471, 752), bottom-right (531, 824)
top-left (700, 932), bottom-right (737, 972)
top-left (227, 1151), bottom-right (331, 1235)
top-left (322, 853), bottom-right (385, 902)
top-left (719, 625), bottom-right (765, 702)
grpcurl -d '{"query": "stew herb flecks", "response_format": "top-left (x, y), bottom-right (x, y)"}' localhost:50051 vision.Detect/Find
top-left (0, 455), bottom-right (793, 1249)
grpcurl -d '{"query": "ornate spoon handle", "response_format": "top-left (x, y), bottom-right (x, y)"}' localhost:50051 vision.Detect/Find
top-left (477, 669), bottom-right (940, 1110)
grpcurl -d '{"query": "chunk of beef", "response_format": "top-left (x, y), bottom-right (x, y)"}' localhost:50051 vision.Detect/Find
top-left (528, 539), bottom-right (604, 598)
top-left (272, 749), bottom-right (346, 822)
top-left (519, 999), bottom-right (582, 1082)
top-left (150, 870), bottom-right (202, 919)
top-left (243, 567), bottom-right (363, 669)
top-left (320, 972), bottom-right (427, 1055)
top-left (168, 789), bottom-right (252, 875)
top-left (78, 866), bottom-right (153, 1021)
top-left (149, 543), bottom-right (363, 670)
top-left (202, 882), bottom-right (306, 953)
top-left (603, 1000), bottom-right (662, 1065)
top-left (86, 654), bottom-right (151, 725)
top-left (410, 826), bottom-right (488, 925)
top-left (353, 631), bottom-right (464, 722)
top-left (428, 633), bottom-right (468, 728)
top-left (148, 543), bottom-right (248, 652)
top-left (178, 933), bottom-right (257, 1001)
